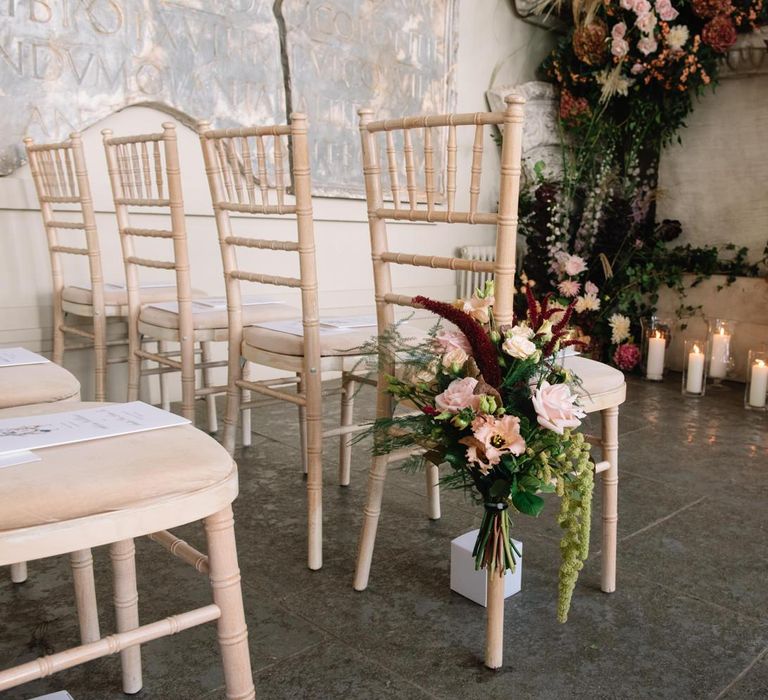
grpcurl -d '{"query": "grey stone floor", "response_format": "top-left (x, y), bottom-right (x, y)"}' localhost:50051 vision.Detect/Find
top-left (1, 376), bottom-right (766, 699)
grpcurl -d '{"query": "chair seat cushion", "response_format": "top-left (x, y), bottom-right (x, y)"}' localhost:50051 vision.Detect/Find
top-left (139, 301), bottom-right (299, 331)
top-left (0, 402), bottom-right (235, 533)
top-left (0, 362), bottom-right (80, 409)
top-left (560, 355), bottom-right (625, 397)
top-left (61, 284), bottom-right (201, 308)
top-left (242, 321), bottom-right (402, 358)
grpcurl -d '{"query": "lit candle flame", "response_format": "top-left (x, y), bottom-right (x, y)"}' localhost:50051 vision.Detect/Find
top-left (693, 344), bottom-right (701, 354)
top-left (654, 330), bottom-right (662, 339)
top-left (757, 359), bottom-right (766, 368)
top-left (719, 327), bottom-right (725, 336)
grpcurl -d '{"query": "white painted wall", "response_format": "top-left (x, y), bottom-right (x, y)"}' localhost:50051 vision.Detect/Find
top-left (0, 0), bottom-right (553, 401)
top-left (658, 74), bottom-right (768, 261)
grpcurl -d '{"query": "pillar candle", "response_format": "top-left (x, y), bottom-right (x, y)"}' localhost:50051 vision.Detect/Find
top-left (709, 328), bottom-right (730, 379)
top-left (749, 360), bottom-right (768, 408)
top-left (686, 345), bottom-right (705, 394)
top-left (646, 331), bottom-right (665, 380)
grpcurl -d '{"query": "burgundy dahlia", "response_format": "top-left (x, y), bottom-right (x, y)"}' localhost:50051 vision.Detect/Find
top-left (701, 15), bottom-right (738, 53)
top-left (613, 343), bottom-right (641, 372)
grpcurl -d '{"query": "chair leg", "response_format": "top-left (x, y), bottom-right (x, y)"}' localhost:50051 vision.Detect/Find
top-left (354, 454), bottom-right (389, 591)
top-left (204, 507), bottom-right (255, 700)
top-left (241, 361), bottom-right (252, 448)
top-left (600, 405), bottom-right (619, 593)
top-left (110, 539), bottom-right (142, 694)
top-left (201, 341), bottom-right (218, 433)
top-left (158, 341), bottom-right (171, 411)
top-left (338, 374), bottom-right (356, 487)
top-left (180, 334), bottom-right (196, 422)
top-left (297, 373), bottom-right (308, 476)
top-left (426, 464), bottom-right (441, 520)
top-left (127, 334), bottom-right (141, 402)
top-left (93, 313), bottom-right (107, 402)
top-left (305, 368), bottom-right (324, 571)
top-left (52, 309), bottom-right (65, 366)
top-left (223, 358), bottom-right (243, 456)
top-left (10, 562), bottom-right (27, 584)
top-left (70, 548), bottom-right (100, 644)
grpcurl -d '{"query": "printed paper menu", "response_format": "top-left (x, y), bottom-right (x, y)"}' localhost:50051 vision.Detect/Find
top-left (0, 402), bottom-right (190, 456)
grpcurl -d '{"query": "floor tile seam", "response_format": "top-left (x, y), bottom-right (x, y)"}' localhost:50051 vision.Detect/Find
top-left (712, 643), bottom-right (768, 699)
top-left (632, 571), bottom-right (767, 626)
top-left (619, 495), bottom-right (708, 543)
top-left (198, 639), bottom-right (327, 698)
top-left (263, 605), bottom-right (445, 700)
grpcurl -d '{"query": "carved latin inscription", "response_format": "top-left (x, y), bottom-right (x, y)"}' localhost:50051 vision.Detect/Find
top-left (0, 0), bottom-right (284, 174)
top-left (282, 0), bottom-right (459, 196)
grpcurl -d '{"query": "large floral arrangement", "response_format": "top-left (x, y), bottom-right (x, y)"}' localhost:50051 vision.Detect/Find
top-left (370, 282), bottom-right (594, 622)
top-left (511, 0), bottom-right (767, 368)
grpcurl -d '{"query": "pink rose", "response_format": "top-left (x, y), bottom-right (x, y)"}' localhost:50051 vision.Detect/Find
top-left (631, 62), bottom-right (647, 74)
top-left (637, 35), bottom-right (659, 55)
top-left (620, 0), bottom-right (634, 8)
top-left (633, 0), bottom-right (652, 14)
top-left (612, 37), bottom-right (630, 57)
top-left (635, 11), bottom-right (658, 33)
top-left (612, 21), bottom-right (627, 39)
top-left (531, 381), bottom-right (586, 435)
top-left (655, 0), bottom-right (679, 21)
top-left (584, 281), bottom-right (599, 295)
top-left (435, 377), bottom-right (481, 414)
top-left (435, 329), bottom-right (471, 356)
top-left (465, 414), bottom-right (526, 473)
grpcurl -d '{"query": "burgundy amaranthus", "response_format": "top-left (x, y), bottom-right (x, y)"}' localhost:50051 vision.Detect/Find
top-left (412, 295), bottom-right (502, 388)
top-left (527, 288), bottom-right (585, 356)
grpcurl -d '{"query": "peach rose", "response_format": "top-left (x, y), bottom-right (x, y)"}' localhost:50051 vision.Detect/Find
top-left (441, 346), bottom-right (469, 369)
top-left (531, 381), bottom-right (586, 435)
top-left (435, 377), bottom-right (481, 414)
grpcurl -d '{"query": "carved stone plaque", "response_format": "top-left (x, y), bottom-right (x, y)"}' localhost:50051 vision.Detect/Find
top-left (281, 0), bottom-right (459, 197)
top-left (0, 0), bottom-right (284, 175)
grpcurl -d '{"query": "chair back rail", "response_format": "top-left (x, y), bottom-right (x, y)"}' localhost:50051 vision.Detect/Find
top-left (358, 95), bottom-right (525, 328)
top-left (24, 133), bottom-right (108, 396)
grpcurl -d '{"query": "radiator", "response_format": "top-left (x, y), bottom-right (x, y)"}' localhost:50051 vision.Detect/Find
top-left (457, 245), bottom-right (496, 298)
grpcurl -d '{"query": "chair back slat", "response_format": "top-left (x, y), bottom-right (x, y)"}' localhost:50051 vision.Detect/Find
top-left (198, 114), bottom-right (320, 379)
top-left (102, 123), bottom-right (194, 346)
top-left (358, 95), bottom-right (525, 330)
top-left (24, 132), bottom-right (106, 324)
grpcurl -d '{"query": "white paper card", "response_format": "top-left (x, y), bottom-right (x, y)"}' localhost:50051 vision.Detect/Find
top-left (0, 402), bottom-right (190, 456)
top-left (149, 296), bottom-right (285, 313)
top-left (30, 692), bottom-right (76, 700)
top-left (320, 315), bottom-right (378, 329)
top-left (256, 316), bottom-right (377, 337)
top-left (0, 347), bottom-right (50, 367)
top-left (0, 450), bottom-right (42, 470)
top-left (73, 282), bottom-right (175, 292)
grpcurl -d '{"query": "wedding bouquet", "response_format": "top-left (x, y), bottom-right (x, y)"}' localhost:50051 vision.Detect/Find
top-left (370, 282), bottom-right (595, 622)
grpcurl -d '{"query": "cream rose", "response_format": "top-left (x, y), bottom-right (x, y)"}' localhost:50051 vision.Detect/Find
top-left (435, 377), bottom-right (481, 414)
top-left (441, 346), bottom-right (469, 369)
top-left (531, 381), bottom-right (586, 435)
top-left (502, 334), bottom-right (538, 360)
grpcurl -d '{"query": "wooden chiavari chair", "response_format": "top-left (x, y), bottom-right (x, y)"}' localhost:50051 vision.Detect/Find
top-left (353, 95), bottom-right (626, 668)
top-left (199, 115), bottom-right (381, 571)
top-left (24, 134), bottom-right (178, 402)
top-left (102, 123), bottom-right (297, 425)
